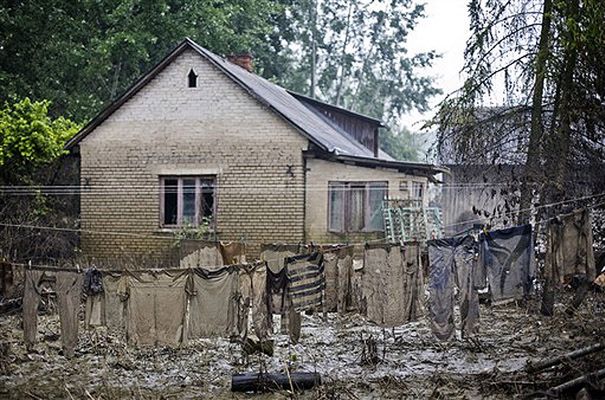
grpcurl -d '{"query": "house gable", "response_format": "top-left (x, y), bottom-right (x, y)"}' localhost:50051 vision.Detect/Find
top-left (79, 47), bottom-right (307, 149)
top-left (78, 47), bottom-right (308, 258)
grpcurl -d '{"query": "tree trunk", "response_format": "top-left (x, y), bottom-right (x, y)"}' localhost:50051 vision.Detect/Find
top-left (310, 0), bottom-right (317, 99)
top-left (526, 343), bottom-right (605, 373)
top-left (335, 1), bottom-right (353, 106)
top-left (543, 0), bottom-right (579, 205)
top-left (518, 0), bottom-right (553, 224)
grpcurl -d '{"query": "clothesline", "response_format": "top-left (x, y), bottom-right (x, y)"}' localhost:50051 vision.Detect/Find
top-left (440, 192), bottom-right (605, 230)
top-left (5, 260), bottom-right (263, 274)
top-left (0, 179), bottom-right (589, 191)
top-left (0, 192), bottom-right (602, 251)
top-left (4, 244), bottom-right (356, 274)
top-left (0, 221), bottom-right (389, 246)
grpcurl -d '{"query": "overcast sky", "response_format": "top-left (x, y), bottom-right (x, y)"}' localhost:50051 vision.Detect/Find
top-left (402, 0), bottom-right (470, 131)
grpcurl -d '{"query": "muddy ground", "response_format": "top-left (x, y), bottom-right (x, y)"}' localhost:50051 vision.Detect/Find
top-left (0, 292), bottom-right (604, 400)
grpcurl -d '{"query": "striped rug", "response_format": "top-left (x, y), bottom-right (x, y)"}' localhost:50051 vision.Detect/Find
top-left (286, 252), bottom-right (325, 312)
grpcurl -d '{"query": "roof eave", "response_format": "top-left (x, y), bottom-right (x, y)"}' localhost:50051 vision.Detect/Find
top-left (287, 90), bottom-right (386, 127)
top-left (306, 150), bottom-right (449, 180)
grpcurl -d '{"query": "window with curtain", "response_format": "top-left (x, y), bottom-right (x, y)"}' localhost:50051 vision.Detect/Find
top-left (328, 181), bottom-right (387, 232)
top-left (160, 176), bottom-right (216, 227)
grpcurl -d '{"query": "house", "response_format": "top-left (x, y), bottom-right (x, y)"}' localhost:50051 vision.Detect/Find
top-left (66, 38), bottom-right (446, 259)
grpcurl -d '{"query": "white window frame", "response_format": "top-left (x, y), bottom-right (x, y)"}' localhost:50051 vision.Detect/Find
top-left (159, 176), bottom-right (216, 228)
top-left (327, 181), bottom-right (387, 233)
top-left (411, 181), bottom-right (424, 200)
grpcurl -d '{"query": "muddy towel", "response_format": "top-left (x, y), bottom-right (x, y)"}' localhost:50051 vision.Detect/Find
top-left (180, 244), bottom-right (223, 268)
top-left (188, 266), bottom-right (239, 338)
top-left (286, 252), bottom-right (324, 312)
top-left (127, 271), bottom-right (188, 346)
top-left (545, 209), bottom-right (596, 284)
top-left (238, 264), bottom-right (271, 339)
top-left (364, 244), bottom-right (422, 327)
top-left (402, 243), bottom-right (425, 322)
top-left (479, 224), bottom-right (535, 301)
top-left (336, 247), bottom-right (354, 313)
top-left (428, 236), bottom-right (478, 340)
top-left (220, 241), bottom-right (246, 265)
top-left (261, 244), bottom-right (302, 272)
top-left (85, 293), bottom-right (104, 328)
top-left (322, 252), bottom-right (339, 312)
top-left (56, 271), bottom-right (83, 358)
top-left (23, 269), bottom-right (44, 351)
top-left (103, 274), bottom-right (128, 331)
top-left (321, 246), bottom-right (354, 313)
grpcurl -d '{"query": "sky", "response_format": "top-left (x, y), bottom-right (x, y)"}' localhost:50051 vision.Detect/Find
top-left (401, 0), bottom-right (471, 131)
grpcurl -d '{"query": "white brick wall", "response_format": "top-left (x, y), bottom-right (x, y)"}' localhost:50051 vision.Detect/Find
top-left (305, 158), bottom-right (428, 243)
top-left (80, 49), bottom-right (308, 258)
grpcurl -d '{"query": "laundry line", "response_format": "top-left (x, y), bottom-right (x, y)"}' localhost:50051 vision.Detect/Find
top-left (0, 181), bottom-right (535, 195)
top-left (440, 192), bottom-right (605, 231)
top-left (5, 260), bottom-right (263, 274)
top-left (1, 192), bottom-right (603, 247)
top-left (4, 243), bottom-right (358, 274)
top-left (0, 221), bottom-right (389, 246)
top-left (0, 177), bottom-right (591, 190)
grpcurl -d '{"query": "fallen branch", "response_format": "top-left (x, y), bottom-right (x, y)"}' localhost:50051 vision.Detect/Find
top-left (526, 343), bottom-right (605, 373)
top-left (25, 391), bottom-right (43, 400)
top-left (231, 372), bottom-right (321, 393)
top-left (548, 368), bottom-right (605, 395)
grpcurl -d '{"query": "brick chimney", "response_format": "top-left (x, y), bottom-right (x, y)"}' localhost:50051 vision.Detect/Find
top-left (227, 53), bottom-right (253, 72)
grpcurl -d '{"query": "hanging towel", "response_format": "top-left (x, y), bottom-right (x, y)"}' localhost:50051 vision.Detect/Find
top-left (103, 273), bottom-right (128, 331)
top-left (188, 266), bottom-right (239, 339)
top-left (220, 241), bottom-right (246, 265)
top-left (479, 224), bottom-right (535, 301)
top-left (428, 236), bottom-right (479, 340)
top-left (23, 269), bottom-right (44, 351)
top-left (545, 208), bottom-right (596, 284)
top-left (56, 271), bottom-right (83, 358)
top-left (238, 263), bottom-right (271, 340)
top-left (127, 271), bottom-right (188, 346)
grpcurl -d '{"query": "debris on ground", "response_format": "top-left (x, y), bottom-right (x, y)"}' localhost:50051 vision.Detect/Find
top-left (0, 291), bottom-right (603, 399)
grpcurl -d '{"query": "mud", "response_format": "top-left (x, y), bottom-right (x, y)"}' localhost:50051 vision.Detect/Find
top-left (0, 292), bottom-right (604, 399)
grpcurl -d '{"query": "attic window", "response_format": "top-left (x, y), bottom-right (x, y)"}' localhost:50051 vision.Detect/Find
top-left (188, 69), bottom-right (198, 88)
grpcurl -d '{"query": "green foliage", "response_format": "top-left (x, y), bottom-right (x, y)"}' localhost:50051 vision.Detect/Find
top-left (0, 98), bottom-right (80, 182)
top-left (272, 0), bottom-right (440, 122)
top-left (172, 217), bottom-right (214, 246)
top-left (380, 128), bottom-right (422, 162)
top-left (0, 0), bottom-right (438, 161)
top-left (0, 0), bottom-right (283, 121)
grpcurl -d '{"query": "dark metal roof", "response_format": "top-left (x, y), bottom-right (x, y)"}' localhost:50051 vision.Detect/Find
top-left (287, 91), bottom-right (386, 127)
top-left (65, 38), bottom-right (445, 176)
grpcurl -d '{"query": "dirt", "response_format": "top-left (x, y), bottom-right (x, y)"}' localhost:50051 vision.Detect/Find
top-left (0, 292), bottom-right (604, 400)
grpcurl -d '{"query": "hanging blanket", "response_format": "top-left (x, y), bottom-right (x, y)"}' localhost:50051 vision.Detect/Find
top-left (286, 252), bottom-right (324, 313)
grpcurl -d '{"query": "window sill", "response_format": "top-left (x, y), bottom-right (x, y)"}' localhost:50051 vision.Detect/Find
top-left (327, 230), bottom-right (385, 235)
top-left (154, 228), bottom-right (217, 235)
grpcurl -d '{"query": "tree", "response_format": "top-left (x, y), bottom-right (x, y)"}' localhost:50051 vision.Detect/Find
top-left (0, 98), bottom-right (81, 260)
top-left (0, 98), bottom-right (80, 184)
top-left (380, 127), bottom-right (423, 161)
top-left (0, 0), bottom-right (283, 122)
top-left (432, 0), bottom-right (605, 221)
top-left (274, 0), bottom-right (440, 123)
